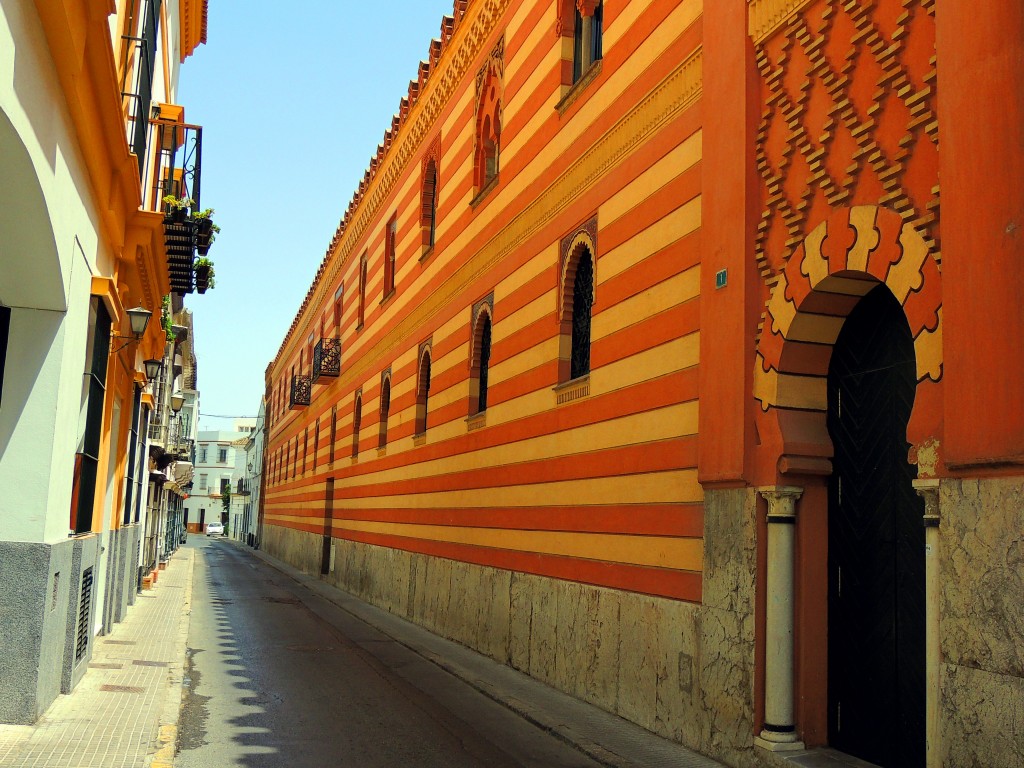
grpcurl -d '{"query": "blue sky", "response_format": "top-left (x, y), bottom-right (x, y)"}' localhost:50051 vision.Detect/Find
top-left (178, 1), bottom-right (454, 429)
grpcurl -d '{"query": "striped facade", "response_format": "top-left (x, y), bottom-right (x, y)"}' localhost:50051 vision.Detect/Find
top-left (265, 0), bottom-right (705, 602)
top-left (263, 1), bottom-right (1024, 766)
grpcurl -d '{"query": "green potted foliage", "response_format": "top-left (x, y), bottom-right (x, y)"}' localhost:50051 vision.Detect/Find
top-left (192, 208), bottom-right (221, 255)
top-left (162, 195), bottom-right (194, 224)
top-left (194, 257), bottom-right (216, 293)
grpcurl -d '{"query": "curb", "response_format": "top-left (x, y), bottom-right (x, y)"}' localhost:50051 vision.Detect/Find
top-left (145, 548), bottom-right (195, 768)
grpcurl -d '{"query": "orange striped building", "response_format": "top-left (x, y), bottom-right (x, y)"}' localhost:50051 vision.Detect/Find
top-left (262, 2), bottom-right (1024, 766)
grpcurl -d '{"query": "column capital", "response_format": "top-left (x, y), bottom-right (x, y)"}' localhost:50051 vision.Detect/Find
top-left (576, 0), bottom-right (599, 17)
top-left (758, 485), bottom-right (803, 522)
top-left (913, 478), bottom-right (940, 527)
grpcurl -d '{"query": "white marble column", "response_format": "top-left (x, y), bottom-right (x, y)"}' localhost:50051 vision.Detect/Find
top-left (913, 478), bottom-right (940, 768)
top-left (756, 485), bottom-right (804, 751)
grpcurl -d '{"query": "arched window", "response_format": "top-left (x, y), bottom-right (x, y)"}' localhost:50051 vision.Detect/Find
top-left (329, 405), bottom-right (337, 465)
top-left (558, 223), bottom-right (598, 384)
top-left (570, 248), bottom-right (594, 379)
top-left (351, 392), bottom-right (362, 458)
top-left (469, 302), bottom-right (493, 415)
top-left (422, 158), bottom-right (438, 252)
top-left (357, 255), bottom-right (368, 329)
top-left (473, 41), bottom-right (503, 195)
top-left (384, 215), bottom-right (397, 297)
top-left (378, 374), bottom-right (391, 449)
top-left (415, 348), bottom-right (432, 435)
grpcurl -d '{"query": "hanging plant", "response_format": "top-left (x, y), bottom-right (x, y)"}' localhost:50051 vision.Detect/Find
top-left (192, 208), bottom-right (221, 255)
top-left (194, 257), bottom-right (216, 294)
top-left (162, 195), bottom-right (194, 224)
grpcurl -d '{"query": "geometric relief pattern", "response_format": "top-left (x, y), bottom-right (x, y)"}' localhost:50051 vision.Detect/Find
top-left (754, 205), bottom-right (942, 411)
top-left (754, 0), bottom-right (939, 278)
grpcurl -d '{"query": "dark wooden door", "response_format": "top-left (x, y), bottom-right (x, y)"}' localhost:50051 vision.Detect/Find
top-left (827, 285), bottom-right (925, 768)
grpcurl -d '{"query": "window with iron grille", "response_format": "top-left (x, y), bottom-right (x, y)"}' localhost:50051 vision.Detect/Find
top-left (478, 315), bottom-right (492, 412)
top-left (313, 420), bottom-right (320, 470)
top-left (75, 567), bottom-right (94, 662)
top-left (469, 298), bottom-right (494, 416)
top-left (415, 349), bottom-right (432, 435)
top-left (384, 215), bottom-right (397, 297)
top-left (218, 447), bottom-right (227, 463)
top-left (571, 249), bottom-right (594, 379)
top-left (352, 392), bottom-right (362, 458)
top-left (120, 0), bottom-right (162, 179)
top-left (73, 299), bottom-right (112, 534)
top-left (329, 406), bottom-right (337, 464)
top-left (379, 375), bottom-right (391, 449)
top-left (357, 256), bottom-right (368, 329)
top-left (422, 159), bottom-right (438, 251)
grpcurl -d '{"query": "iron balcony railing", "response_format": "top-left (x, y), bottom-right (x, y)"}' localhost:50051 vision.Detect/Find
top-left (312, 338), bottom-right (342, 383)
top-left (145, 118), bottom-right (204, 214)
top-left (119, 0), bottom-right (162, 181)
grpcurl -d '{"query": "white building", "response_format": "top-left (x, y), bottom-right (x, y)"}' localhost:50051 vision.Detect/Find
top-left (0, 0), bottom-right (212, 723)
top-left (185, 421), bottom-right (253, 537)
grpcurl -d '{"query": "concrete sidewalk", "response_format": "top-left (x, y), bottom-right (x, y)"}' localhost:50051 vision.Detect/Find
top-left (0, 548), bottom-right (194, 768)
top-left (244, 541), bottom-right (726, 768)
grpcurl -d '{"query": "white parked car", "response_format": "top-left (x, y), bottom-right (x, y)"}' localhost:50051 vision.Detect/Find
top-left (206, 521), bottom-right (224, 536)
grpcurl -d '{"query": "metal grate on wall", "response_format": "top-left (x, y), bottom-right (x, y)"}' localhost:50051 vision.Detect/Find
top-left (75, 567), bottom-right (94, 662)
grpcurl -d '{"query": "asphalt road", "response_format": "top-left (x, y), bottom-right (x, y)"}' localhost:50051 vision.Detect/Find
top-left (176, 536), bottom-right (603, 768)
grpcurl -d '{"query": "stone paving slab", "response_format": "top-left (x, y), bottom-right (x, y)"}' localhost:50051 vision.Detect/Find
top-left (0, 550), bottom-right (194, 768)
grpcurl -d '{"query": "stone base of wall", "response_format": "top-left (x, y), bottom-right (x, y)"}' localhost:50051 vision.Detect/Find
top-left (264, 486), bottom-right (763, 767)
top-left (61, 534), bottom-right (100, 695)
top-left (0, 538), bottom-right (75, 724)
top-left (938, 476), bottom-right (1024, 768)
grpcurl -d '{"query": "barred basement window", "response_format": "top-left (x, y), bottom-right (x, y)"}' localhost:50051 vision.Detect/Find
top-left (75, 567), bottom-right (94, 662)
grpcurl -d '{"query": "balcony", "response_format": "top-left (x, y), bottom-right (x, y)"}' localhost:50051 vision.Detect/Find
top-left (312, 338), bottom-right (342, 383)
top-left (290, 374), bottom-right (311, 409)
top-left (144, 111), bottom-right (204, 214)
top-left (141, 109), bottom-right (205, 295)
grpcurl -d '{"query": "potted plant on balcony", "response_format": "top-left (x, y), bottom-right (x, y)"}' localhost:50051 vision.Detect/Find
top-left (192, 208), bottom-right (221, 255)
top-left (162, 195), bottom-right (194, 224)
top-left (194, 257), bottom-right (216, 294)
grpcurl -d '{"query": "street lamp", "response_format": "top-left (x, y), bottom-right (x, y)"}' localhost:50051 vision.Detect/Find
top-left (110, 306), bottom-right (153, 353)
top-left (144, 358), bottom-right (163, 382)
top-left (170, 393), bottom-right (186, 413)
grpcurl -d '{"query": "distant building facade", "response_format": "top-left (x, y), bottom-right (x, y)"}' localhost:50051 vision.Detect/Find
top-left (184, 421), bottom-right (253, 536)
top-left (262, 2), bottom-right (1023, 767)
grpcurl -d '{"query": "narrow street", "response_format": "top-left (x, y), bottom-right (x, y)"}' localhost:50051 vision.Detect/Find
top-left (176, 537), bottom-right (604, 768)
